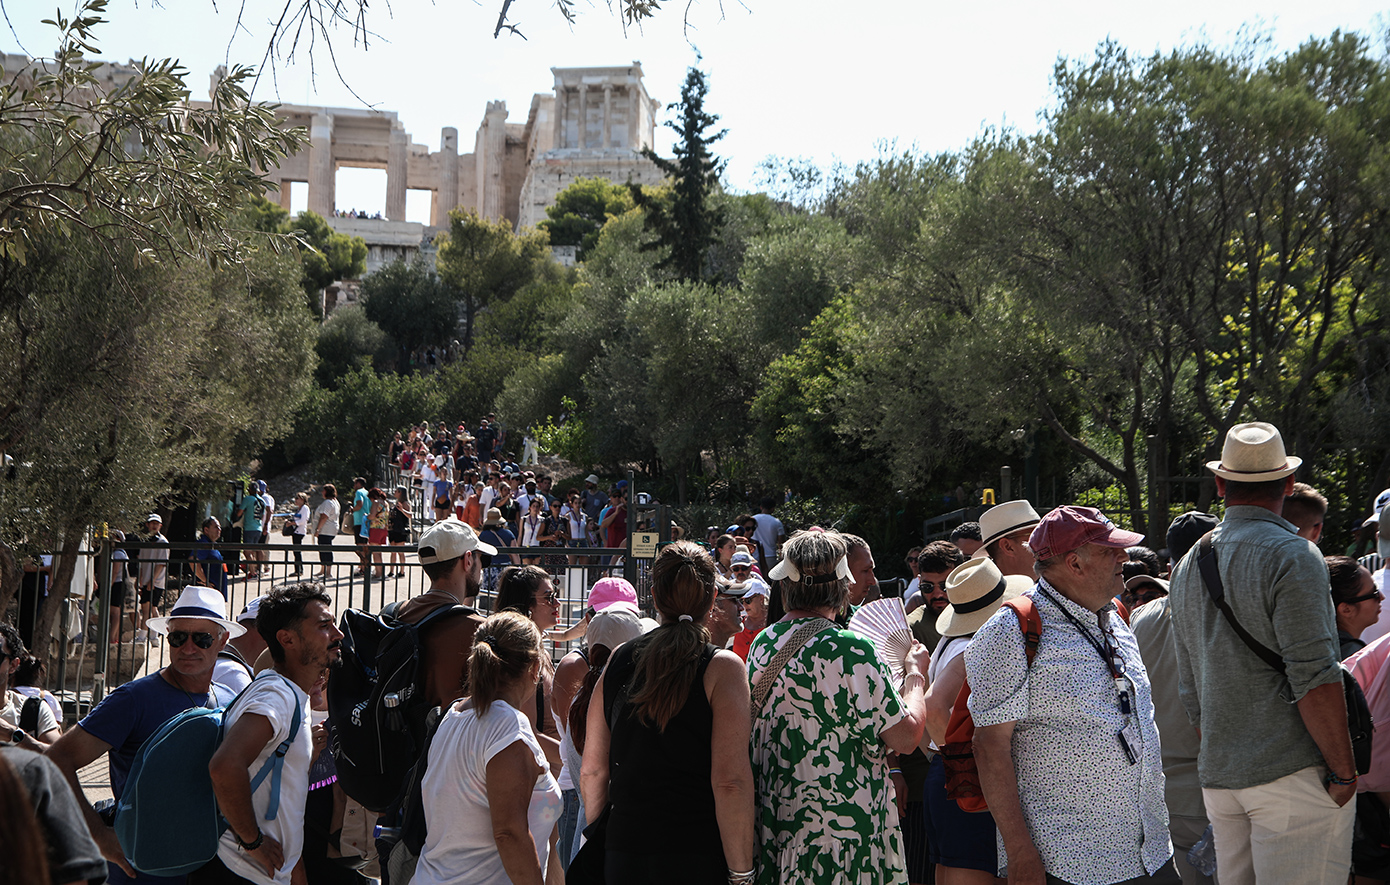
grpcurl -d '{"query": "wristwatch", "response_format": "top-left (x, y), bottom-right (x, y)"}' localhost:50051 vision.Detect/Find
top-left (10, 727), bottom-right (26, 744)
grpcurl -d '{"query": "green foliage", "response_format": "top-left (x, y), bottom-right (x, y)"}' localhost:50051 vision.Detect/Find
top-left (288, 210), bottom-right (368, 307)
top-left (0, 1), bottom-right (304, 266)
top-left (314, 305), bottom-right (388, 388)
top-left (532, 396), bottom-right (596, 466)
top-left (359, 258), bottom-right (459, 360)
top-left (630, 61), bottom-right (727, 283)
top-left (288, 367), bottom-right (445, 481)
top-left (434, 209), bottom-right (552, 349)
top-left (538, 178), bottom-right (634, 260)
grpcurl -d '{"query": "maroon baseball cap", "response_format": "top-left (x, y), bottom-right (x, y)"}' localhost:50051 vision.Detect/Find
top-left (1028, 506), bottom-right (1145, 560)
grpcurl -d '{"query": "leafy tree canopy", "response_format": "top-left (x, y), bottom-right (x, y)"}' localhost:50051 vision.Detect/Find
top-left (538, 178), bottom-right (634, 260)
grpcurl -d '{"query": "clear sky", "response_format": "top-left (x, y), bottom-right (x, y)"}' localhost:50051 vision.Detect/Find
top-left (5, 0), bottom-right (1385, 222)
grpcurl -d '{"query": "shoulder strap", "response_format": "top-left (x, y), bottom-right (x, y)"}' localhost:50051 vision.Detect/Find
top-left (249, 675), bottom-right (303, 823)
top-left (1003, 596), bottom-right (1043, 665)
top-left (750, 618), bottom-right (836, 717)
top-left (218, 647), bottom-right (253, 676)
top-left (1197, 533), bottom-right (1286, 674)
top-left (19, 695), bottom-right (41, 733)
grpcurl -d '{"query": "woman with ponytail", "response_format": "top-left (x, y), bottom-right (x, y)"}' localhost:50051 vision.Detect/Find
top-left (580, 541), bottom-right (755, 884)
top-left (414, 611), bottom-right (563, 885)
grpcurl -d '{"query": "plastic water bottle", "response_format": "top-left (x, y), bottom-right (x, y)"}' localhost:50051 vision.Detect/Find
top-left (374, 825), bottom-right (401, 841)
top-left (1187, 823), bottom-right (1217, 876)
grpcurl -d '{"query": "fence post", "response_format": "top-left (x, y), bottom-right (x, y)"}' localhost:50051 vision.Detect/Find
top-left (93, 526), bottom-right (112, 705)
top-left (1001, 466), bottom-right (1013, 502)
top-left (623, 470), bottom-right (636, 588)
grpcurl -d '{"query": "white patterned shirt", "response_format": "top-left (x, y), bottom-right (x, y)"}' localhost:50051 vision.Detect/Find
top-left (965, 579), bottom-right (1171, 883)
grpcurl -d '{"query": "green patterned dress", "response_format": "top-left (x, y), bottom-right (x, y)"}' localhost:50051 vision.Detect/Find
top-left (747, 618), bottom-right (908, 885)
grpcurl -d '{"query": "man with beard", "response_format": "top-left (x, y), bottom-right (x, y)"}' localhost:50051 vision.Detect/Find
top-left (392, 519), bottom-right (490, 709)
top-left (196, 581), bottom-right (344, 885)
top-left (46, 586), bottom-right (241, 885)
top-left (907, 541), bottom-right (967, 652)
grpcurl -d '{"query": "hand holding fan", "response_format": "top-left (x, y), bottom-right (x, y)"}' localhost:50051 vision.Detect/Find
top-left (848, 597), bottom-right (914, 689)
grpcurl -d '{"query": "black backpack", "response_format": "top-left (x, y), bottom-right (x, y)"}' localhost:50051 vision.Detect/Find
top-left (326, 603), bottom-right (471, 812)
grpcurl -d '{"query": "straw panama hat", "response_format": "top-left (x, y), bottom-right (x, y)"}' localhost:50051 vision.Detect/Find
top-left (936, 557), bottom-right (1033, 638)
top-left (1205, 422), bottom-right (1301, 482)
top-left (978, 500), bottom-right (1042, 549)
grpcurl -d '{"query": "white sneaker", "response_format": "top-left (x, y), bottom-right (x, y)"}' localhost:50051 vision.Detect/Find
top-left (134, 629), bottom-right (147, 643)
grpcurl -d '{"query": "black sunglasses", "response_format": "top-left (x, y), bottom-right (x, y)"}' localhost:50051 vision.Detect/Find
top-left (167, 631), bottom-right (217, 649)
top-left (1346, 590), bottom-right (1385, 606)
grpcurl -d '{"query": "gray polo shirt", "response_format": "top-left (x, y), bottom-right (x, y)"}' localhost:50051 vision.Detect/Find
top-left (1169, 505), bottom-right (1342, 790)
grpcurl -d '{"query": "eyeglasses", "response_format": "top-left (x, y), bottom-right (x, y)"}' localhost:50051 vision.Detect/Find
top-left (537, 591), bottom-right (559, 604)
top-left (919, 580), bottom-right (945, 595)
top-left (1346, 590), bottom-right (1385, 606)
top-left (167, 631), bottom-right (217, 649)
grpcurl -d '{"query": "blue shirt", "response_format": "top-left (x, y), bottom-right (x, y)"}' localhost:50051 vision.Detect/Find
top-left (192, 537), bottom-right (226, 599)
top-left (352, 488), bottom-right (370, 528)
top-left (80, 671), bottom-right (235, 885)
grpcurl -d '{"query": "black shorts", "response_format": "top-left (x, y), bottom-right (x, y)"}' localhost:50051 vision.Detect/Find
top-left (388, 531), bottom-right (408, 544)
top-left (138, 585), bottom-right (165, 607)
top-left (355, 530), bottom-right (370, 545)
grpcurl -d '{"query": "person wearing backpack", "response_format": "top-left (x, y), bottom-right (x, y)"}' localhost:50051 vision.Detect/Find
top-left (0, 623), bottom-right (60, 750)
top-left (967, 506), bottom-right (1172, 885)
top-left (45, 586), bottom-right (241, 885)
top-left (392, 518), bottom-right (492, 713)
top-left (195, 581), bottom-right (343, 885)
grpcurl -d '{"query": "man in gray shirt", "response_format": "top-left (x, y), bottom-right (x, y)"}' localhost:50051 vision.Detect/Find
top-left (1170, 422), bottom-right (1355, 885)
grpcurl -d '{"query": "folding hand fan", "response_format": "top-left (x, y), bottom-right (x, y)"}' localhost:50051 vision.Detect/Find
top-left (847, 597), bottom-right (913, 689)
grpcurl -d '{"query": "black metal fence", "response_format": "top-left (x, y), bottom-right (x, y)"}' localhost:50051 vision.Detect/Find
top-left (21, 536), bottom-right (643, 726)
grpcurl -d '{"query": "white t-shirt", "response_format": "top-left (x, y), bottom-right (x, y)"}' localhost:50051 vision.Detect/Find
top-left (751, 513), bottom-right (785, 559)
top-left (415, 699), bottom-right (563, 885)
top-left (314, 499), bottom-right (340, 537)
top-left (925, 634), bottom-right (969, 751)
top-left (563, 505), bottom-right (584, 543)
top-left (213, 652), bottom-right (255, 695)
top-left (293, 504), bottom-right (310, 535)
top-left (3, 687), bottom-right (59, 738)
top-left (216, 672), bottom-right (312, 885)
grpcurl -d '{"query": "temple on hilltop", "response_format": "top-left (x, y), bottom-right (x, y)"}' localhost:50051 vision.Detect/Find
top-left (2, 54), bottom-right (665, 302)
top-left (242, 62), bottom-right (666, 231)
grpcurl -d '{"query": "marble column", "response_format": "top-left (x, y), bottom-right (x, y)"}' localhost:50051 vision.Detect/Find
top-left (577, 84), bottom-right (588, 149)
top-left (278, 180), bottom-right (292, 212)
top-left (627, 87), bottom-right (640, 150)
top-left (481, 102), bottom-right (507, 221)
top-left (437, 127), bottom-right (459, 225)
top-left (308, 112), bottom-right (334, 216)
top-left (386, 124), bottom-right (408, 221)
top-left (602, 84), bottom-right (613, 149)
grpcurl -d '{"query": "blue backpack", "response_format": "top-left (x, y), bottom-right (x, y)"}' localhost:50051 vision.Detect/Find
top-left (115, 675), bottom-right (302, 877)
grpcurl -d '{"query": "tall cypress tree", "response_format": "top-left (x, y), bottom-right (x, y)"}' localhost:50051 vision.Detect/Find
top-left (631, 59), bottom-right (727, 282)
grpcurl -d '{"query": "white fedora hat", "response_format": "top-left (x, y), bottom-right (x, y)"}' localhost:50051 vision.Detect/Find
top-left (978, 500), bottom-right (1042, 549)
top-left (936, 556), bottom-right (1034, 638)
top-left (147, 586), bottom-right (245, 638)
top-left (1205, 422), bottom-right (1301, 482)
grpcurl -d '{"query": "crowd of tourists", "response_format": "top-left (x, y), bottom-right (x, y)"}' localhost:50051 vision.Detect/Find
top-left (6, 419), bottom-right (1390, 885)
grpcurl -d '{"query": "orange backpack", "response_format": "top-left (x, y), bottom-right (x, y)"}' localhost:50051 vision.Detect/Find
top-left (939, 596), bottom-right (1042, 813)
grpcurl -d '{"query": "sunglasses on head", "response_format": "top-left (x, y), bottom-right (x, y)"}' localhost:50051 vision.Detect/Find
top-left (167, 631), bottom-right (217, 649)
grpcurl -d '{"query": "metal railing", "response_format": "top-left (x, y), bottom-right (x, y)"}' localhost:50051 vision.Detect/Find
top-left (21, 536), bottom-right (644, 724)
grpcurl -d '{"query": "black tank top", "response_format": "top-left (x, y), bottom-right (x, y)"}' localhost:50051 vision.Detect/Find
top-left (603, 634), bottom-right (724, 855)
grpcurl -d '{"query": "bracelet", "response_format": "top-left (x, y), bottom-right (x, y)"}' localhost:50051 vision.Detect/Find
top-left (235, 829), bottom-right (265, 852)
top-left (728, 870), bottom-right (755, 885)
top-left (888, 768), bottom-right (903, 775)
top-left (902, 671), bottom-right (926, 688)
top-left (1327, 771), bottom-right (1358, 787)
